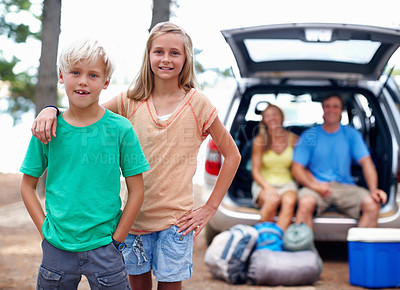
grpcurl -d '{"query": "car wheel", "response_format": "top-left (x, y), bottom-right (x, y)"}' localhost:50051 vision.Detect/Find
top-left (205, 224), bottom-right (220, 245)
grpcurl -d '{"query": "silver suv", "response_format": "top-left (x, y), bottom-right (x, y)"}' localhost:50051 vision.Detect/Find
top-left (202, 23), bottom-right (400, 243)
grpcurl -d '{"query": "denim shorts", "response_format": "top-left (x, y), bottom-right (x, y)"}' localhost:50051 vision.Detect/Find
top-left (123, 225), bottom-right (193, 282)
top-left (37, 239), bottom-right (130, 289)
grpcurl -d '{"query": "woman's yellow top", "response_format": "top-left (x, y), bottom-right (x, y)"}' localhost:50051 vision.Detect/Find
top-left (260, 134), bottom-right (294, 184)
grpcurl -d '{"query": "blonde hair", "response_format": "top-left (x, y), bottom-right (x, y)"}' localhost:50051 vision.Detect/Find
top-left (58, 38), bottom-right (115, 81)
top-left (127, 21), bottom-right (198, 100)
top-left (257, 104), bottom-right (285, 150)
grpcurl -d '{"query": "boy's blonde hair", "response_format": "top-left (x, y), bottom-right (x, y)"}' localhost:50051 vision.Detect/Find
top-left (127, 21), bottom-right (198, 100)
top-left (58, 38), bottom-right (115, 81)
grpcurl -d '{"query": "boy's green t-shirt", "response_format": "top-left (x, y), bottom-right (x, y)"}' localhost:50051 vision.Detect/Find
top-left (20, 109), bottom-right (150, 252)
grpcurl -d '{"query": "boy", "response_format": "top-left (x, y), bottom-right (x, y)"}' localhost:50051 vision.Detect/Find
top-left (20, 39), bottom-right (150, 289)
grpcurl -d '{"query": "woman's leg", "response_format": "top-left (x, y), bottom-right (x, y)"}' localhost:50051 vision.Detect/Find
top-left (258, 190), bottom-right (280, 222)
top-left (276, 190), bottom-right (297, 230)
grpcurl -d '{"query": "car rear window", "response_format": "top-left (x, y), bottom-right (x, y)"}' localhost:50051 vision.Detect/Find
top-left (244, 93), bottom-right (350, 126)
top-left (244, 39), bottom-right (381, 65)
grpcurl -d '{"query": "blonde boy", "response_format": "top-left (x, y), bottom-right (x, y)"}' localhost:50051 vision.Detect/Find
top-left (20, 39), bottom-right (149, 289)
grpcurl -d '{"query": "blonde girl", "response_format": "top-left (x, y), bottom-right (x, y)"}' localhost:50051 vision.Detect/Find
top-left (32, 22), bottom-right (241, 290)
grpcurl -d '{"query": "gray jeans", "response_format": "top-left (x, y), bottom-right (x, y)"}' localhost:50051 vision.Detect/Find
top-left (37, 239), bottom-right (130, 289)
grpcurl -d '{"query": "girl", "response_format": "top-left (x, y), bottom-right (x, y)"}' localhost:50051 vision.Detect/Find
top-left (32, 22), bottom-right (241, 290)
top-left (251, 104), bottom-right (298, 231)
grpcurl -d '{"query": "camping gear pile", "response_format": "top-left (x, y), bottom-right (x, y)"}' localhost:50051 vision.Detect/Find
top-left (204, 222), bottom-right (322, 286)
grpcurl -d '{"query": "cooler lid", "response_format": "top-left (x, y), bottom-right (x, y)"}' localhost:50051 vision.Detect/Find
top-left (347, 227), bottom-right (400, 242)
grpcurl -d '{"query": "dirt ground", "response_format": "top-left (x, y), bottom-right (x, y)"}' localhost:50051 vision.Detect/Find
top-left (0, 173), bottom-right (371, 290)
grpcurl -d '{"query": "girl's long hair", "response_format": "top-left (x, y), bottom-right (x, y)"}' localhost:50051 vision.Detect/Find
top-left (127, 22), bottom-right (198, 101)
top-left (257, 104), bottom-right (285, 151)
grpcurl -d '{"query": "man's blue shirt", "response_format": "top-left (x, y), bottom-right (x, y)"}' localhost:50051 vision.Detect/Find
top-left (293, 124), bottom-right (370, 184)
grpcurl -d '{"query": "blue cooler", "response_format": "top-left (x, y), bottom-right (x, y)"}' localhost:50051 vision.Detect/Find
top-left (347, 227), bottom-right (400, 288)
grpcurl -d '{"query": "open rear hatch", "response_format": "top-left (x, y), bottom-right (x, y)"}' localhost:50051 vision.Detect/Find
top-left (222, 23), bottom-right (400, 81)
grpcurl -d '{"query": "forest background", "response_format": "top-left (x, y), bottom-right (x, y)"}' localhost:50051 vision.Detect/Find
top-left (1, 0), bottom-right (400, 178)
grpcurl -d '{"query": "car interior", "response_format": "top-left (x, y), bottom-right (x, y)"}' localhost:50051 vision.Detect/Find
top-left (227, 85), bottom-right (394, 216)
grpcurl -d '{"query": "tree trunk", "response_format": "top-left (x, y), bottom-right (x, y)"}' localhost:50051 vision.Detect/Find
top-left (149, 0), bottom-right (171, 32)
top-left (34, 0), bottom-right (61, 115)
top-left (35, 0), bottom-right (61, 194)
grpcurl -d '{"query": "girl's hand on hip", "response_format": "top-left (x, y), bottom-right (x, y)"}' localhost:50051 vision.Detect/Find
top-left (177, 203), bottom-right (216, 238)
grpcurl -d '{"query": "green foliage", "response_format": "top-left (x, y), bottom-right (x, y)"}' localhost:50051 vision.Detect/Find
top-left (0, 0), bottom-right (40, 42)
top-left (0, 55), bottom-right (19, 81)
top-left (194, 48), bottom-right (205, 74)
top-left (219, 68), bottom-right (233, 78)
top-left (6, 94), bottom-right (35, 125)
top-left (392, 68), bottom-right (400, 77)
top-left (0, 0), bottom-right (40, 124)
top-left (9, 70), bottom-right (35, 100)
top-left (1, 64), bottom-right (35, 125)
top-left (194, 47), bottom-right (233, 88)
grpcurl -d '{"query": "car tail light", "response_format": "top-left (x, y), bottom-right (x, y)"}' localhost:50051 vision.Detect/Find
top-left (205, 139), bottom-right (221, 176)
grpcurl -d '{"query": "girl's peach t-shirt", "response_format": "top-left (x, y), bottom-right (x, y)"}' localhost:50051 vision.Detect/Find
top-left (117, 88), bottom-right (218, 234)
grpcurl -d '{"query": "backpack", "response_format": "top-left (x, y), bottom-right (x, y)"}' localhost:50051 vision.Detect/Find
top-left (204, 224), bottom-right (259, 284)
top-left (253, 221), bottom-right (284, 251)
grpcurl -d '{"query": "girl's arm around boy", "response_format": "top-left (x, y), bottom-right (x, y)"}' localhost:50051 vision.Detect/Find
top-left (177, 117), bottom-right (241, 238)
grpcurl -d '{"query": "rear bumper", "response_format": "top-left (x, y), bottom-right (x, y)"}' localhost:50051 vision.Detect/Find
top-left (203, 183), bottom-right (400, 242)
